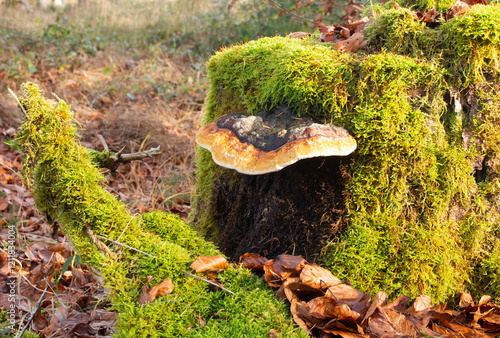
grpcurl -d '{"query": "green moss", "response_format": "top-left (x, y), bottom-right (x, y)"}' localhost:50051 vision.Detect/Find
top-left (16, 83), bottom-right (307, 337)
top-left (192, 7), bottom-right (500, 301)
top-left (366, 8), bottom-right (427, 56)
top-left (367, 5), bottom-right (500, 87)
top-left (399, 0), bottom-right (457, 11)
top-left (86, 148), bottom-right (112, 168)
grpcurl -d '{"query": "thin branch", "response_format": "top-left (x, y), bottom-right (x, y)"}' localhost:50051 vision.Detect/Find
top-left (8, 88), bottom-right (27, 117)
top-left (16, 281), bottom-right (49, 338)
top-left (51, 93), bottom-right (62, 102)
top-left (117, 214), bottom-right (137, 242)
top-left (86, 226), bottom-right (116, 258)
top-left (97, 134), bottom-right (110, 153)
top-left (97, 235), bottom-right (156, 258)
top-left (111, 145), bottom-right (161, 163)
top-left (182, 270), bottom-right (235, 295)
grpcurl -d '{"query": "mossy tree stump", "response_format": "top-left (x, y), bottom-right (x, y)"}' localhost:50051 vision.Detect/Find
top-left (191, 4), bottom-right (500, 302)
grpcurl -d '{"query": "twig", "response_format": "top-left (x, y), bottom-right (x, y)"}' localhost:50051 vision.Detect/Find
top-left (16, 281), bottom-right (49, 338)
top-left (97, 134), bottom-right (110, 152)
top-left (51, 93), bottom-right (62, 102)
top-left (117, 214), bottom-right (137, 242)
top-left (96, 235), bottom-right (156, 258)
top-left (111, 145), bottom-right (161, 163)
top-left (86, 226), bottom-right (116, 258)
top-left (182, 270), bottom-right (235, 295)
top-left (7, 88), bottom-right (27, 117)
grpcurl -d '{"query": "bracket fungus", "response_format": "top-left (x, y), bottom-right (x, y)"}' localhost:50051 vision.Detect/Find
top-left (196, 107), bottom-right (357, 175)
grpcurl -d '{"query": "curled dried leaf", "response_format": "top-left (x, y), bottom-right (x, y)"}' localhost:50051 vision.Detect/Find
top-left (138, 277), bottom-right (174, 305)
top-left (240, 253), bottom-right (268, 270)
top-left (362, 291), bottom-right (388, 323)
top-left (190, 255), bottom-right (228, 273)
top-left (459, 292), bottom-right (474, 308)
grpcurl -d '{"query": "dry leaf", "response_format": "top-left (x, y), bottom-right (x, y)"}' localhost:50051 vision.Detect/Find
top-left (325, 283), bottom-right (363, 302)
top-left (460, 292), bottom-right (474, 308)
top-left (409, 294), bottom-right (432, 313)
top-left (367, 308), bottom-right (417, 337)
top-left (291, 298), bottom-right (310, 333)
top-left (154, 278), bottom-right (175, 297)
top-left (138, 277), bottom-right (174, 305)
top-left (240, 253), bottom-right (268, 270)
top-left (478, 295), bottom-right (492, 306)
top-left (300, 263), bottom-right (341, 290)
top-left (276, 8), bottom-right (286, 20)
top-left (288, 32), bottom-right (310, 39)
top-left (333, 32), bottom-right (365, 53)
top-left (270, 254), bottom-right (307, 280)
top-left (190, 255), bottom-right (228, 273)
top-left (47, 244), bottom-right (66, 252)
top-left (383, 294), bottom-right (410, 312)
top-left (362, 291), bottom-right (387, 323)
top-left (311, 297), bottom-right (360, 321)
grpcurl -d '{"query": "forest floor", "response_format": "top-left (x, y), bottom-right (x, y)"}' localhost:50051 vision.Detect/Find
top-left (0, 6), bottom-right (208, 336)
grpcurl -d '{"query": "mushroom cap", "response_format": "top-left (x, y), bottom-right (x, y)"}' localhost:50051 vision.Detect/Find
top-left (196, 108), bottom-right (357, 175)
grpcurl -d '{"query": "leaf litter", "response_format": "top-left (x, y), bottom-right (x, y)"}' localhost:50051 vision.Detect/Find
top-left (241, 253), bottom-right (500, 337)
top-left (0, 121), bottom-right (117, 337)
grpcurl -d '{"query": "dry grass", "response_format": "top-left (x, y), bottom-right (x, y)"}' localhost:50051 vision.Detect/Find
top-left (0, 10), bottom-right (209, 217)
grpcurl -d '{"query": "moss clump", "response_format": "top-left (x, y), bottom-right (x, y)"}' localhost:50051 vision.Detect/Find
top-left (366, 8), bottom-right (428, 56)
top-left (16, 83), bottom-right (307, 337)
top-left (367, 4), bottom-right (500, 86)
top-left (399, 0), bottom-right (457, 12)
top-left (192, 3), bottom-right (500, 303)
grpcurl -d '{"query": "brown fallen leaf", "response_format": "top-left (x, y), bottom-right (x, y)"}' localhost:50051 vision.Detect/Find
top-left (291, 298), bottom-right (310, 333)
top-left (383, 294), bottom-right (410, 312)
top-left (366, 307), bottom-right (417, 337)
top-left (269, 254), bottom-right (307, 280)
top-left (240, 253), bottom-right (268, 270)
top-left (300, 263), bottom-right (341, 290)
top-left (190, 255), bottom-right (228, 273)
top-left (282, 277), bottom-right (324, 302)
top-left (460, 291), bottom-right (475, 308)
top-left (408, 294), bottom-right (432, 313)
top-left (362, 291), bottom-right (387, 324)
top-left (138, 276), bottom-right (174, 305)
top-left (333, 32), bottom-right (365, 53)
top-left (289, 32), bottom-right (310, 39)
top-left (325, 283), bottom-right (363, 303)
top-left (308, 297), bottom-right (360, 321)
top-left (47, 244), bottom-right (67, 252)
top-left (479, 295), bottom-right (492, 306)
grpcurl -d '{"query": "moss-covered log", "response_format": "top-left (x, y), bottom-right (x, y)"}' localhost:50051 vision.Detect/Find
top-left (16, 83), bottom-right (307, 337)
top-left (191, 4), bottom-right (500, 303)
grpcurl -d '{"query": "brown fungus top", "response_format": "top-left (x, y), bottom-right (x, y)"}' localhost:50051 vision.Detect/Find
top-left (196, 107), bottom-right (357, 175)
